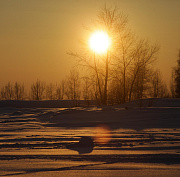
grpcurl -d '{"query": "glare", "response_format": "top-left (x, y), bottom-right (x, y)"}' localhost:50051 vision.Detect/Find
top-left (89, 30), bottom-right (110, 54)
top-left (94, 124), bottom-right (111, 144)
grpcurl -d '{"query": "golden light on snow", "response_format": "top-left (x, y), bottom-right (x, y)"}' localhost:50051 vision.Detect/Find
top-left (89, 31), bottom-right (110, 54)
top-left (94, 124), bottom-right (111, 144)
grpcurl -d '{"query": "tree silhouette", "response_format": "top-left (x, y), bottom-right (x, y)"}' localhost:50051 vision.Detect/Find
top-left (174, 50), bottom-right (180, 98)
top-left (69, 5), bottom-right (159, 104)
top-left (0, 82), bottom-right (13, 100)
top-left (31, 80), bottom-right (46, 100)
top-left (14, 82), bottom-right (25, 100)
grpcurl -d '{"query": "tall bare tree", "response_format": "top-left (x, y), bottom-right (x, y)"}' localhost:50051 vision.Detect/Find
top-left (128, 41), bottom-right (159, 101)
top-left (68, 6), bottom-right (128, 104)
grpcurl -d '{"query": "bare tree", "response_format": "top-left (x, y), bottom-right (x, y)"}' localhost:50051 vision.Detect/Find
top-left (82, 76), bottom-right (95, 101)
top-left (68, 6), bottom-right (129, 105)
top-left (174, 50), bottom-right (180, 98)
top-left (0, 82), bottom-right (13, 100)
top-left (13, 82), bottom-right (25, 100)
top-left (55, 84), bottom-right (62, 100)
top-left (46, 83), bottom-right (54, 100)
top-left (31, 80), bottom-right (46, 100)
top-left (65, 69), bottom-right (81, 102)
top-left (82, 77), bottom-right (90, 100)
top-left (170, 69), bottom-right (176, 98)
top-left (54, 80), bottom-right (66, 100)
top-left (127, 40), bottom-right (159, 101)
top-left (0, 86), bottom-right (6, 100)
top-left (150, 69), bottom-right (168, 98)
top-left (109, 28), bottom-right (159, 102)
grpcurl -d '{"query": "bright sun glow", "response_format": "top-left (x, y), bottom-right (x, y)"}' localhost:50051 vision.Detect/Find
top-left (89, 31), bottom-right (110, 54)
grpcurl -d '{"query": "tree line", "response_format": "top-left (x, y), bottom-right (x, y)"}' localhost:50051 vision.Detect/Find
top-left (1, 6), bottom-right (179, 104)
top-left (0, 69), bottom-right (91, 101)
top-left (0, 67), bottom-right (170, 102)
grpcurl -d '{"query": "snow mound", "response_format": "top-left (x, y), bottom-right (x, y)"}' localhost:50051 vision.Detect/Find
top-left (0, 100), bottom-right (97, 108)
top-left (117, 98), bottom-right (180, 108)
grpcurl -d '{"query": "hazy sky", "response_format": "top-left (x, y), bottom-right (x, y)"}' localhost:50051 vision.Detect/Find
top-left (0, 0), bottom-right (180, 88)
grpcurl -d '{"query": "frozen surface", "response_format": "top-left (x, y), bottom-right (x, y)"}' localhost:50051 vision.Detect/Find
top-left (0, 98), bottom-right (180, 176)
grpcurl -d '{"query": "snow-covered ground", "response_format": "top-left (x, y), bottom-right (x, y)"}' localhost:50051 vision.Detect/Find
top-left (0, 98), bottom-right (180, 176)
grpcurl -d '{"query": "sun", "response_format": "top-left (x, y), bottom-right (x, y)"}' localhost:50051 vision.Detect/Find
top-left (89, 30), bottom-right (110, 54)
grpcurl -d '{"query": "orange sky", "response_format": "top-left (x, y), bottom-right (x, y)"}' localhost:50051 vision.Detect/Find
top-left (0, 0), bottom-right (180, 88)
